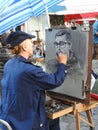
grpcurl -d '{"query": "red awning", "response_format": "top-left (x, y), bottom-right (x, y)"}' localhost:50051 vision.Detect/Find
top-left (64, 12), bottom-right (98, 24)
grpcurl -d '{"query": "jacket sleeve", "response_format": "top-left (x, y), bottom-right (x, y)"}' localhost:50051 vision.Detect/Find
top-left (28, 63), bottom-right (67, 90)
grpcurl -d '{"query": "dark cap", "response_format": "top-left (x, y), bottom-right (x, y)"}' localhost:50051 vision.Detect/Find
top-left (6, 31), bottom-right (35, 48)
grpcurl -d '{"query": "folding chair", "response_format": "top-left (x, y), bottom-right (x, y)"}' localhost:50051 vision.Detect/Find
top-left (0, 119), bottom-right (12, 130)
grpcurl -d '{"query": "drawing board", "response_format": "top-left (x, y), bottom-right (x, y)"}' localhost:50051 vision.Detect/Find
top-left (45, 28), bottom-right (92, 102)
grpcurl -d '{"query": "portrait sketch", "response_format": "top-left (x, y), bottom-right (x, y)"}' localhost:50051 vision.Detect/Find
top-left (45, 28), bottom-right (90, 99)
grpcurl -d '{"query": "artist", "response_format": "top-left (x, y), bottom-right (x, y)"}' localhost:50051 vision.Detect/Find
top-left (0, 31), bottom-right (68, 130)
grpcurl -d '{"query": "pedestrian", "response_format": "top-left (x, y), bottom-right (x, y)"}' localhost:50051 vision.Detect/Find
top-left (91, 70), bottom-right (98, 90)
top-left (0, 31), bottom-right (68, 130)
top-left (70, 20), bottom-right (77, 30)
top-left (93, 15), bottom-right (98, 59)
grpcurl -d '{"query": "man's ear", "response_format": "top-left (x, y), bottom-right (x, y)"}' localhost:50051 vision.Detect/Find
top-left (21, 41), bottom-right (27, 51)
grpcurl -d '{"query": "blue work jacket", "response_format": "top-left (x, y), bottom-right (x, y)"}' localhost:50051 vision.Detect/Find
top-left (0, 55), bottom-right (67, 130)
top-left (93, 20), bottom-right (98, 44)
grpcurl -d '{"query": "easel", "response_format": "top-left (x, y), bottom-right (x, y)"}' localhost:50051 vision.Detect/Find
top-left (29, 30), bottom-right (45, 63)
top-left (45, 27), bottom-right (95, 130)
top-left (70, 98), bottom-right (98, 130)
top-left (46, 96), bottom-right (98, 130)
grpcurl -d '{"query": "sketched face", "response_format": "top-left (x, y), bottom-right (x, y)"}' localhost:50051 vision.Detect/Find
top-left (54, 31), bottom-right (72, 58)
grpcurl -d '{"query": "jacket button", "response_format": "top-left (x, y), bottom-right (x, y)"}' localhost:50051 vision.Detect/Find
top-left (65, 70), bottom-right (67, 73)
top-left (40, 123), bottom-right (43, 127)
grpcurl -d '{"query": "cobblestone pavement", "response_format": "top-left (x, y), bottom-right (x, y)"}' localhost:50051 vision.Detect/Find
top-left (60, 106), bottom-right (98, 130)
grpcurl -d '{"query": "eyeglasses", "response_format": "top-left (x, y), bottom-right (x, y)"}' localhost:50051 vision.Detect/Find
top-left (54, 41), bottom-right (71, 46)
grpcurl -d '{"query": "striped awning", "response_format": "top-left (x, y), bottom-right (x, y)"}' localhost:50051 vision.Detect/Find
top-left (0, 0), bottom-right (64, 35)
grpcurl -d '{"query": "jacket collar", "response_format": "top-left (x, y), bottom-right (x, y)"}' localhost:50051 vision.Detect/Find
top-left (15, 55), bottom-right (31, 64)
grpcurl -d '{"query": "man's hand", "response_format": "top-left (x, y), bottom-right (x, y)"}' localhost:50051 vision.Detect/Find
top-left (56, 53), bottom-right (68, 65)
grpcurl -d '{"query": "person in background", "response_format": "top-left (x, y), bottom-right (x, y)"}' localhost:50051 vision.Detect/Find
top-left (0, 31), bottom-right (68, 130)
top-left (70, 20), bottom-right (77, 30)
top-left (93, 15), bottom-right (98, 59)
top-left (91, 70), bottom-right (98, 90)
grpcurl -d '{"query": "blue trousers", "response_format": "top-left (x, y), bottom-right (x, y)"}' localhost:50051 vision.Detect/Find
top-left (47, 118), bottom-right (60, 130)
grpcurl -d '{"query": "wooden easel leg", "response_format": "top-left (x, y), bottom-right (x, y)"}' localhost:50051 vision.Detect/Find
top-left (75, 109), bottom-right (81, 130)
top-left (74, 109), bottom-right (95, 130)
top-left (86, 109), bottom-right (95, 130)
